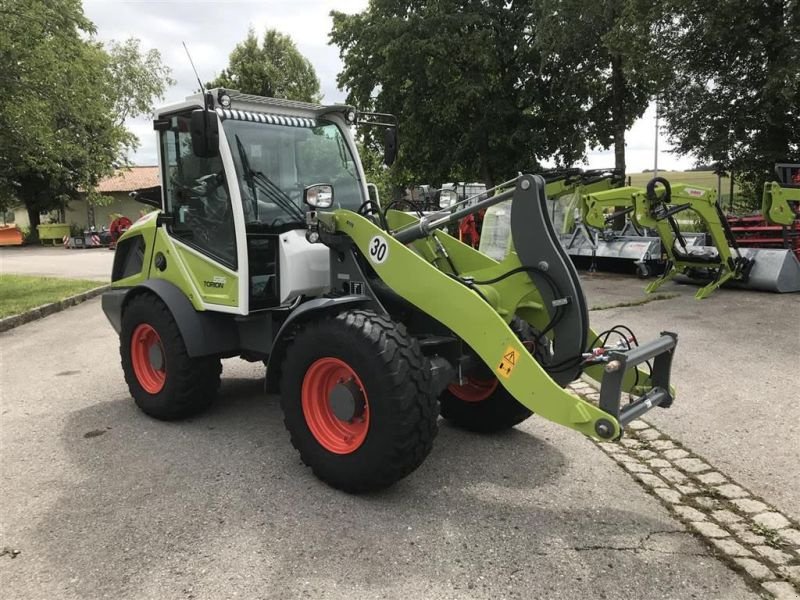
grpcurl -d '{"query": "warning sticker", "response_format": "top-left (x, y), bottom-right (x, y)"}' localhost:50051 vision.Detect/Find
top-left (496, 346), bottom-right (519, 379)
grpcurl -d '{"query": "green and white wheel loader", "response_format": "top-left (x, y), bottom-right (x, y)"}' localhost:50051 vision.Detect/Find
top-left (103, 89), bottom-right (679, 492)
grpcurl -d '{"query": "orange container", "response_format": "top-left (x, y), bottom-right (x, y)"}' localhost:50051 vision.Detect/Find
top-left (0, 225), bottom-right (23, 246)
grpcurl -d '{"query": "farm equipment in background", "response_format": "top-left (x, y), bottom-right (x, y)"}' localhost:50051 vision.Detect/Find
top-left (435, 182), bottom-right (488, 246)
top-left (727, 164), bottom-right (800, 261)
top-left (63, 228), bottom-right (108, 249)
top-left (479, 168), bottom-right (628, 261)
top-left (581, 177), bottom-right (800, 298)
top-left (108, 216), bottom-right (133, 249)
top-left (102, 89), bottom-right (680, 493)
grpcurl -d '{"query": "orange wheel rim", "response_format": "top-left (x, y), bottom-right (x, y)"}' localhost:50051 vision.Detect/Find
top-left (301, 357), bottom-right (369, 454)
top-left (130, 323), bottom-right (166, 394)
top-left (448, 375), bottom-right (498, 403)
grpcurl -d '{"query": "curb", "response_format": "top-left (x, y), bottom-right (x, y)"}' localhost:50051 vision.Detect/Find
top-left (0, 284), bottom-right (109, 333)
top-left (569, 380), bottom-right (800, 600)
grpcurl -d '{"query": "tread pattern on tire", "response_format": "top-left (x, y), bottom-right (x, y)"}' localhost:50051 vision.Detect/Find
top-left (121, 293), bottom-right (221, 421)
top-left (280, 309), bottom-right (438, 492)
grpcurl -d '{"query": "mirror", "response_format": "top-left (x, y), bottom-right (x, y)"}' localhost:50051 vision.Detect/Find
top-left (383, 127), bottom-right (398, 166)
top-left (129, 185), bottom-right (162, 209)
top-left (190, 109), bottom-right (219, 158)
top-left (304, 184), bottom-right (334, 209)
top-left (439, 189), bottom-right (458, 208)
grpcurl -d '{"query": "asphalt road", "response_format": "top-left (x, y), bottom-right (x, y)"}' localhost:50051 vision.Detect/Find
top-left (581, 273), bottom-right (800, 523)
top-left (0, 246), bottom-right (113, 281)
top-left (0, 297), bottom-right (760, 599)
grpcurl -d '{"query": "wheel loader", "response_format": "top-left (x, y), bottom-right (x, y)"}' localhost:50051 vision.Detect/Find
top-left (102, 89), bottom-right (679, 492)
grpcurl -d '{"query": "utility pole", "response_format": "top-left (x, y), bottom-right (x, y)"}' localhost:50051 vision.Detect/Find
top-left (653, 98), bottom-right (659, 177)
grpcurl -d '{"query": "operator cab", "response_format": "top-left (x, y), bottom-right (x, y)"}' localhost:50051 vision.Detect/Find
top-left (153, 90), bottom-right (372, 314)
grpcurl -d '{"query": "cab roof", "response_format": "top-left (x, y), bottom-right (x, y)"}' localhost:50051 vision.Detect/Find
top-left (156, 88), bottom-right (354, 121)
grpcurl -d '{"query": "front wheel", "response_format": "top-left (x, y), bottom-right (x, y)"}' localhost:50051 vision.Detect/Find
top-left (440, 317), bottom-right (547, 433)
top-left (120, 293), bottom-right (221, 420)
top-left (279, 310), bottom-right (438, 492)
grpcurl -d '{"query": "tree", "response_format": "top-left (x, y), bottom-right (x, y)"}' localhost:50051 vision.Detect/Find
top-left (107, 38), bottom-right (176, 126)
top-left (358, 143), bottom-right (393, 205)
top-left (330, 0), bottom-right (590, 189)
top-left (532, 0), bottom-right (666, 176)
top-left (657, 0), bottom-right (799, 199)
top-left (207, 29), bottom-right (322, 103)
top-left (0, 0), bottom-right (173, 234)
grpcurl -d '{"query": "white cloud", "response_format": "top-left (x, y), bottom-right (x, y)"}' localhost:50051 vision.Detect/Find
top-left (84, 0), bottom-right (694, 174)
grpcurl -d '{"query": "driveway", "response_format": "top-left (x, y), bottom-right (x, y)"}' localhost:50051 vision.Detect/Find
top-left (582, 273), bottom-right (800, 523)
top-left (0, 246), bottom-right (113, 281)
top-left (0, 297), bottom-right (761, 600)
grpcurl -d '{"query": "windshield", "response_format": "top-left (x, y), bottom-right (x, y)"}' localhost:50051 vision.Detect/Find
top-left (222, 116), bottom-right (364, 227)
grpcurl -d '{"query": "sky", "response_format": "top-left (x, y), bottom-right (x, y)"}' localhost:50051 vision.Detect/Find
top-left (83, 0), bottom-right (694, 174)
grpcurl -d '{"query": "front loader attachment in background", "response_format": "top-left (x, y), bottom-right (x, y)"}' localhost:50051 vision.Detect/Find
top-left (314, 174), bottom-right (679, 441)
top-left (581, 177), bottom-right (800, 298)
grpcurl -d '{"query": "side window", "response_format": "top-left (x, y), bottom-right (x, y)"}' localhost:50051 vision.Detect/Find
top-left (160, 111), bottom-right (237, 269)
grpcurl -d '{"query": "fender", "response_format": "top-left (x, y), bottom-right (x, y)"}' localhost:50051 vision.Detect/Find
top-left (265, 294), bottom-right (376, 393)
top-left (102, 279), bottom-right (239, 358)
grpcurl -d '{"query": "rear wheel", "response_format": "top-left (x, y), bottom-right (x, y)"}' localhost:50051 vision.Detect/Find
top-left (120, 294), bottom-right (221, 420)
top-left (440, 317), bottom-right (547, 433)
top-left (280, 310), bottom-right (438, 492)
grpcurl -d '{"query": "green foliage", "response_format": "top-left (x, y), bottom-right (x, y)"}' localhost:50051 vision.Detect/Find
top-left (358, 143), bottom-right (394, 205)
top-left (0, 0), bottom-right (172, 235)
top-left (533, 0), bottom-right (665, 173)
top-left (657, 0), bottom-right (800, 193)
top-left (207, 29), bottom-right (322, 103)
top-left (330, 0), bottom-right (661, 186)
top-left (107, 38), bottom-right (175, 124)
top-left (331, 1), bottom-right (586, 188)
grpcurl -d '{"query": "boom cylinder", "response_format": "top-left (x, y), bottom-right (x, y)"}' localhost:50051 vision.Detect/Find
top-left (393, 186), bottom-right (516, 244)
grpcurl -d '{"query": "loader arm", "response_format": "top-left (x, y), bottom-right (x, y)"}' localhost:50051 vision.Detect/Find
top-left (582, 180), bottom-right (753, 299)
top-left (316, 175), bottom-right (678, 441)
top-left (762, 181), bottom-right (800, 226)
top-left (549, 172), bottom-right (624, 235)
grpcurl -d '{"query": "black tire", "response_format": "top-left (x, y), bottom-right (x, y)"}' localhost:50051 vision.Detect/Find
top-left (279, 309), bottom-right (438, 493)
top-left (440, 317), bottom-right (548, 433)
top-left (120, 293), bottom-right (221, 420)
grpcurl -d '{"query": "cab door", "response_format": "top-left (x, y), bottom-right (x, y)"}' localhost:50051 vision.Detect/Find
top-left (154, 110), bottom-right (243, 312)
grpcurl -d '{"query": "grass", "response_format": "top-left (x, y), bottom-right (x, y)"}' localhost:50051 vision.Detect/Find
top-left (627, 170), bottom-right (734, 191)
top-left (589, 292), bottom-right (680, 312)
top-left (0, 274), bottom-right (103, 319)
top-left (751, 523), bottom-right (786, 549)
